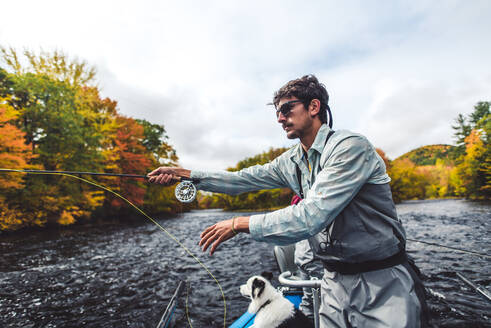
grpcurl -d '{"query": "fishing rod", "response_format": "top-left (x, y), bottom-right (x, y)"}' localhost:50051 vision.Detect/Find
top-left (0, 168), bottom-right (148, 178)
top-left (455, 272), bottom-right (491, 302)
top-left (156, 280), bottom-right (186, 328)
top-left (0, 168), bottom-right (199, 203)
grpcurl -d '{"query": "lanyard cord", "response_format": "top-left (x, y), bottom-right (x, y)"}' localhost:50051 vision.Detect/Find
top-left (295, 129), bottom-right (335, 198)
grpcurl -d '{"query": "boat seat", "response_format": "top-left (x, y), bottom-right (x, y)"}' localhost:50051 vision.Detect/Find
top-left (274, 245), bottom-right (301, 278)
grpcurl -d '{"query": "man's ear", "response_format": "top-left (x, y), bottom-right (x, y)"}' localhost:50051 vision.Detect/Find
top-left (309, 99), bottom-right (321, 117)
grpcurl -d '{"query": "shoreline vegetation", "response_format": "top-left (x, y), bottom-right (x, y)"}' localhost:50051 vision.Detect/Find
top-left (0, 48), bottom-right (192, 232)
top-left (1, 48), bottom-right (489, 233)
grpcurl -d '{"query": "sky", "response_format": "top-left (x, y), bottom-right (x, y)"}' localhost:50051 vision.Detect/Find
top-left (1, 0), bottom-right (490, 170)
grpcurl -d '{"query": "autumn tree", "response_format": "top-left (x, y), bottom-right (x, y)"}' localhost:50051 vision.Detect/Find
top-left (388, 158), bottom-right (428, 203)
top-left (102, 115), bottom-right (152, 209)
top-left (0, 94), bottom-right (37, 230)
top-left (376, 148), bottom-right (390, 169)
top-left (0, 48), bottom-right (182, 230)
top-left (452, 101), bottom-right (490, 199)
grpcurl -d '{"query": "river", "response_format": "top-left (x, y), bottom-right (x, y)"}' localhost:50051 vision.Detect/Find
top-left (0, 199), bottom-right (490, 327)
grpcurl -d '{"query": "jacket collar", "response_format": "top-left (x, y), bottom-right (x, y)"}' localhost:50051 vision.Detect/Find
top-left (290, 124), bottom-right (331, 165)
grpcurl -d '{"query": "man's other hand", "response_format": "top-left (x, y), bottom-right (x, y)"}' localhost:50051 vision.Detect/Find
top-left (199, 216), bottom-right (250, 255)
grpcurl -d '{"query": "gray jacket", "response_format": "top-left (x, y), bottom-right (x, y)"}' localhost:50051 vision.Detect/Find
top-left (192, 124), bottom-right (406, 263)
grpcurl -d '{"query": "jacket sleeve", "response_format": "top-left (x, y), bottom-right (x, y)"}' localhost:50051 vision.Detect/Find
top-left (191, 154), bottom-right (291, 195)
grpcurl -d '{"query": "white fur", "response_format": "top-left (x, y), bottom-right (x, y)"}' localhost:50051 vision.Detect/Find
top-left (240, 275), bottom-right (296, 328)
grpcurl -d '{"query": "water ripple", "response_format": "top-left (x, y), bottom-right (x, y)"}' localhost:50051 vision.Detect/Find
top-left (0, 200), bottom-right (490, 327)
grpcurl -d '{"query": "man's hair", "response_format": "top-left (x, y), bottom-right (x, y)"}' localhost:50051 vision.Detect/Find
top-left (273, 74), bottom-right (332, 127)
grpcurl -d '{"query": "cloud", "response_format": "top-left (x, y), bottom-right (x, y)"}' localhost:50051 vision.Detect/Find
top-left (1, 0), bottom-right (490, 169)
top-left (360, 78), bottom-right (486, 158)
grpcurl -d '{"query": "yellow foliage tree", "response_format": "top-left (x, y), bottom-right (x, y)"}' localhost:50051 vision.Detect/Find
top-left (453, 129), bottom-right (490, 199)
top-left (388, 158), bottom-right (427, 203)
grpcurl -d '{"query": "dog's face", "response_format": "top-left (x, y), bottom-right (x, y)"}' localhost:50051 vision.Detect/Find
top-left (239, 272), bottom-right (312, 328)
top-left (240, 272), bottom-right (274, 301)
top-left (240, 276), bottom-right (267, 300)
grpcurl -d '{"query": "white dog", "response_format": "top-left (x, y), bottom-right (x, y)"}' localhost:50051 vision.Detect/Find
top-left (240, 272), bottom-right (313, 328)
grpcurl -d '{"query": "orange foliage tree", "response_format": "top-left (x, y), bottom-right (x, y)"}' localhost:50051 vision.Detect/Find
top-left (108, 115), bottom-right (152, 208)
top-left (0, 99), bottom-right (36, 230)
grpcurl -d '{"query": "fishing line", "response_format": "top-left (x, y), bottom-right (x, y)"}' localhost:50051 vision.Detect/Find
top-left (0, 169), bottom-right (226, 328)
top-left (407, 238), bottom-right (490, 259)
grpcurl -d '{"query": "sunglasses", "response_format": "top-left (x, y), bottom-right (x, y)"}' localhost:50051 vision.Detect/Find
top-left (276, 100), bottom-right (303, 117)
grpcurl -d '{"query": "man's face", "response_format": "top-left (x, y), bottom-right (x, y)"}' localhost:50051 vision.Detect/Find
top-left (276, 97), bottom-right (313, 140)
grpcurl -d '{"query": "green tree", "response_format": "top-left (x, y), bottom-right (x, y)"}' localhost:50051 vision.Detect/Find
top-left (470, 101), bottom-right (490, 127)
top-left (1, 46), bottom-right (96, 86)
top-left (136, 118), bottom-right (178, 166)
top-left (452, 113), bottom-right (472, 157)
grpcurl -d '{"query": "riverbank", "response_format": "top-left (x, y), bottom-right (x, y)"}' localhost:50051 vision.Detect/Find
top-left (0, 208), bottom-right (183, 236)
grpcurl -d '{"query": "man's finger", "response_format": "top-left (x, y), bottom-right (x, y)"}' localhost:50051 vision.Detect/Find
top-left (147, 168), bottom-right (161, 176)
top-left (201, 231), bottom-right (218, 252)
top-left (209, 234), bottom-right (227, 255)
top-left (200, 224), bottom-right (216, 238)
top-left (199, 227), bottom-right (216, 247)
top-left (163, 174), bottom-right (173, 184)
top-left (154, 174), bottom-right (165, 184)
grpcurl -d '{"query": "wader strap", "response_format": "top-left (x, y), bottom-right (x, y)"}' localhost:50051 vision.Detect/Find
top-left (323, 249), bottom-right (407, 275)
top-left (295, 129), bottom-right (335, 199)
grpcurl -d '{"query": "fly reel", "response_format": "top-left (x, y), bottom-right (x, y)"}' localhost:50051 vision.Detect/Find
top-left (175, 180), bottom-right (197, 203)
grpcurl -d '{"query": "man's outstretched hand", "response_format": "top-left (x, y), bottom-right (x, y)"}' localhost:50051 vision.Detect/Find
top-left (199, 216), bottom-right (250, 255)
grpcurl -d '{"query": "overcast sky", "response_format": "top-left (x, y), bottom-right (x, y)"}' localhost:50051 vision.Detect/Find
top-left (2, 0), bottom-right (490, 170)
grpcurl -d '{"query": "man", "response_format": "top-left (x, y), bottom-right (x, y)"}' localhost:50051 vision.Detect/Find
top-left (148, 75), bottom-right (428, 327)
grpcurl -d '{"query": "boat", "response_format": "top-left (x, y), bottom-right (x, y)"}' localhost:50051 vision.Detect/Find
top-left (156, 280), bottom-right (186, 328)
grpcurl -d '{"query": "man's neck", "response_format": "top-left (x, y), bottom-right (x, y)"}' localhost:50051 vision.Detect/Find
top-left (300, 121), bottom-right (322, 153)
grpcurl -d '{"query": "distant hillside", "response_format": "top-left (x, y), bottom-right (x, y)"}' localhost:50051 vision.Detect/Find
top-left (395, 144), bottom-right (457, 166)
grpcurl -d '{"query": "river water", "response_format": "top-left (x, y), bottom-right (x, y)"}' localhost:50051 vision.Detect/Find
top-left (0, 199), bottom-right (490, 327)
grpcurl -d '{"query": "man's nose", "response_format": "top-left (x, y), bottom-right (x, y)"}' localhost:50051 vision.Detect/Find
top-left (277, 112), bottom-right (286, 123)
